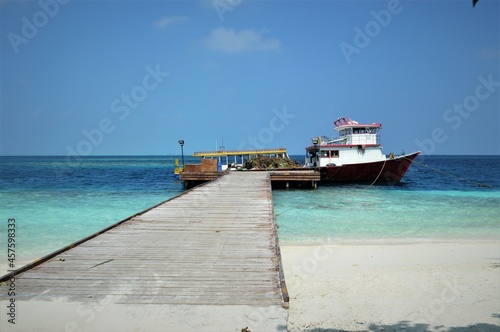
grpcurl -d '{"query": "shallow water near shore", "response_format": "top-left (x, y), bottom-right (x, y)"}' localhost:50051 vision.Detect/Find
top-left (273, 185), bottom-right (500, 243)
top-left (0, 155), bottom-right (499, 267)
top-left (275, 155), bottom-right (500, 243)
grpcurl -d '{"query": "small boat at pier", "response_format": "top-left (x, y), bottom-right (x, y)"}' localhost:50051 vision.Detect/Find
top-left (305, 117), bottom-right (420, 183)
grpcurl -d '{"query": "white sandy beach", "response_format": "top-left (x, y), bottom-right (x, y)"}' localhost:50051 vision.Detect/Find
top-left (1, 240), bottom-right (499, 331)
top-left (281, 240), bottom-right (500, 332)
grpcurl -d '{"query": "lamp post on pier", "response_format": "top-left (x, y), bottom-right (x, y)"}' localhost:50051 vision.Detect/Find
top-left (178, 140), bottom-right (185, 170)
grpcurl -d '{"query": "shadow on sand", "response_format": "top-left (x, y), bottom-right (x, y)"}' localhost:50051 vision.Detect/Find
top-left (300, 320), bottom-right (500, 332)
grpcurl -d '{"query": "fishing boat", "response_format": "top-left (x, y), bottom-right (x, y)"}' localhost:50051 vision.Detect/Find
top-left (305, 117), bottom-right (420, 183)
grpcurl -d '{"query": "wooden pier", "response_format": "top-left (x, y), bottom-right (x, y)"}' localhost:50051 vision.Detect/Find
top-left (269, 169), bottom-right (320, 189)
top-left (179, 148), bottom-right (320, 189)
top-left (181, 169), bottom-right (320, 189)
top-left (0, 172), bottom-right (288, 332)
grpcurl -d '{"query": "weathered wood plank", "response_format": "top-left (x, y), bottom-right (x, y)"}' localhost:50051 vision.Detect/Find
top-left (5, 171), bottom-right (288, 311)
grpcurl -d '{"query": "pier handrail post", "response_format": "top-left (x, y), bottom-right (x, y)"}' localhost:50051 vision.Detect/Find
top-left (178, 139), bottom-right (185, 170)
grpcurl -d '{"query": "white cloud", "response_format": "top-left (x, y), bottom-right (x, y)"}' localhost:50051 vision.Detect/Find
top-left (204, 27), bottom-right (281, 53)
top-left (154, 15), bottom-right (188, 28)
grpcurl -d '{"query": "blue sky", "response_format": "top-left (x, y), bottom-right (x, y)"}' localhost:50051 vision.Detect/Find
top-left (1, 0), bottom-right (499, 156)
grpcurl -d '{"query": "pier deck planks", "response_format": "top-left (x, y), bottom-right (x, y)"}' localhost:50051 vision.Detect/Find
top-left (1, 172), bottom-right (288, 331)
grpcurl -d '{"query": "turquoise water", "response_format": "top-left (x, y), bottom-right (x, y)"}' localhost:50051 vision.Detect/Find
top-left (274, 155), bottom-right (500, 243)
top-left (273, 187), bottom-right (500, 243)
top-left (0, 156), bottom-right (185, 265)
top-left (0, 155), bottom-right (499, 268)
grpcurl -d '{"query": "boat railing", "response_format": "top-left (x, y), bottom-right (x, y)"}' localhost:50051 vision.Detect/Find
top-left (319, 136), bottom-right (348, 145)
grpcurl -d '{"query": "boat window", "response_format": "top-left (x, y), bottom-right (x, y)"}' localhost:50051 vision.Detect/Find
top-left (346, 128), bottom-right (352, 135)
top-left (339, 129), bottom-right (345, 136)
top-left (332, 150), bottom-right (339, 158)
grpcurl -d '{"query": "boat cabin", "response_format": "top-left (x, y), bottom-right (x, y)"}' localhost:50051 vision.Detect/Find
top-left (305, 117), bottom-right (386, 167)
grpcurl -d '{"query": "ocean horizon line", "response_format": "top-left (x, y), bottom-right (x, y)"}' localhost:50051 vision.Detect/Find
top-left (1, 153), bottom-right (500, 157)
